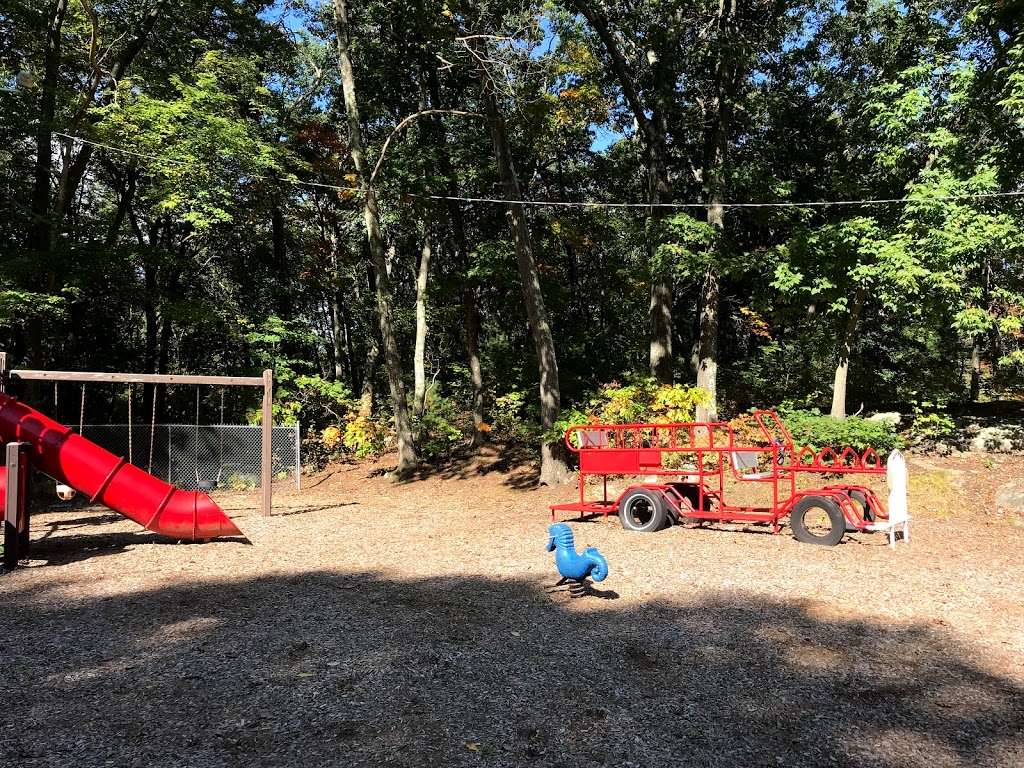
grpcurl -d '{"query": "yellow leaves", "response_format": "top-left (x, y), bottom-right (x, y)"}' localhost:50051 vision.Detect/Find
top-left (551, 83), bottom-right (609, 129)
top-left (320, 425), bottom-right (342, 450)
top-left (738, 306), bottom-right (773, 340)
top-left (344, 173), bottom-right (358, 183)
top-left (476, 422), bottom-right (493, 433)
top-left (464, 741), bottom-right (481, 752)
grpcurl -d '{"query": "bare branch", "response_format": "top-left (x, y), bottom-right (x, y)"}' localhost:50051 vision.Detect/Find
top-left (369, 109), bottom-right (483, 186)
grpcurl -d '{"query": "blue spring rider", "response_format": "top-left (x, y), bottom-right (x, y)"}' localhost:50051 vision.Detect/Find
top-left (546, 523), bottom-right (609, 583)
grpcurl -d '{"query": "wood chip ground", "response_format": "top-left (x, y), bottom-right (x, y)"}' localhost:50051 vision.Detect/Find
top-left (2, 449), bottom-right (1022, 767)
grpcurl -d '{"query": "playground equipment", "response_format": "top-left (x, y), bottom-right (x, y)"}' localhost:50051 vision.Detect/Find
top-left (0, 357), bottom-right (278, 569)
top-left (546, 523), bottom-right (609, 583)
top-left (550, 410), bottom-right (900, 546)
top-left (0, 392), bottom-right (242, 566)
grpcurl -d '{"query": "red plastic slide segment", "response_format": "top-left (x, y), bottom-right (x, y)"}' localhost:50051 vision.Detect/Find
top-left (0, 392), bottom-right (242, 540)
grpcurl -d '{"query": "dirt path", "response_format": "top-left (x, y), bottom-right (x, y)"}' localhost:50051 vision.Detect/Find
top-left (2, 449), bottom-right (1022, 767)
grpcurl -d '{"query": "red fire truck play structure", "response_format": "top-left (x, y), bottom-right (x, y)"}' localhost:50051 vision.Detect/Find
top-left (550, 410), bottom-right (890, 546)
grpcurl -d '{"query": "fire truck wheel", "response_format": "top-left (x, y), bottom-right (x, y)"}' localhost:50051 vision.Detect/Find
top-left (790, 495), bottom-right (846, 546)
top-left (618, 488), bottom-right (668, 532)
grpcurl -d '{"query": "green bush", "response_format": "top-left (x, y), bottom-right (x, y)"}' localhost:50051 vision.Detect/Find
top-left (779, 408), bottom-right (903, 454)
top-left (415, 394), bottom-right (468, 458)
top-left (489, 389), bottom-right (538, 443)
top-left (906, 412), bottom-right (958, 448)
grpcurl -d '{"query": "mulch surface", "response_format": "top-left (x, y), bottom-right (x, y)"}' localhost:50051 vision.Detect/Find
top-left (2, 447), bottom-right (1022, 767)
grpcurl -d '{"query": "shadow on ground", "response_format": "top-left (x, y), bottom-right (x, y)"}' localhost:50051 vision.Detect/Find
top-left (407, 444), bottom-right (542, 490)
top-left (1, 566), bottom-right (1021, 767)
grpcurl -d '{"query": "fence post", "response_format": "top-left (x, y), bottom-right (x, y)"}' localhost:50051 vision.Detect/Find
top-left (261, 369), bottom-right (273, 517)
top-left (4, 442), bottom-right (30, 569)
top-left (294, 420), bottom-right (301, 491)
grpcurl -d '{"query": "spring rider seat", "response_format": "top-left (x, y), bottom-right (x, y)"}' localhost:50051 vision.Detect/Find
top-left (546, 523), bottom-right (609, 592)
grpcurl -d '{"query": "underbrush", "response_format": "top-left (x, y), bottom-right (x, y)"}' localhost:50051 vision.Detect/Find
top-left (775, 407), bottom-right (904, 454)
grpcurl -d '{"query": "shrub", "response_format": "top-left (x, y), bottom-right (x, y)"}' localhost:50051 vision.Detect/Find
top-left (779, 408), bottom-right (903, 454)
top-left (489, 390), bottom-right (537, 442)
top-left (343, 415), bottom-right (386, 458)
top-left (416, 394), bottom-right (468, 458)
top-left (906, 412), bottom-right (958, 449)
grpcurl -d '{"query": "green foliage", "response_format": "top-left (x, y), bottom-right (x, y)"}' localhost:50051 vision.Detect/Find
top-left (779, 409), bottom-right (903, 454)
top-left (94, 50), bottom-right (290, 232)
top-left (906, 412), bottom-right (958, 449)
top-left (415, 394), bottom-right (467, 458)
top-left (488, 390), bottom-right (537, 443)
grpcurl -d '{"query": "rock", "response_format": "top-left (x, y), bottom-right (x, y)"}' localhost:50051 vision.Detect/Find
top-left (969, 426), bottom-right (1015, 453)
top-left (996, 480), bottom-right (1024, 515)
top-left (965, 422), bottom-right (982, 436)
top-left (933, 442), bottom-right (951, 456)
top-left (868, 412), bottom-right (901, 427)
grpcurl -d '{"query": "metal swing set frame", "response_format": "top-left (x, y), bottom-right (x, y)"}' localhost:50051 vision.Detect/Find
top-left (550, 410), bottom-right (890, 543)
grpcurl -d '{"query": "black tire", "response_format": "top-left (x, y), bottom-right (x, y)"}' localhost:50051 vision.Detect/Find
top-left (618, 488), bottom-right (668, 533)
top-left (790, 495), bottom-right (846, 546)
top-left (668, 482), bottom-right (713, 515)
top-left (848, 489), bottom-right (875, 523)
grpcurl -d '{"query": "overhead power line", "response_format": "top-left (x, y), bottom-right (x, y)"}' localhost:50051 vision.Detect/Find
top-left (54, 132), bottom-right (1024, 210)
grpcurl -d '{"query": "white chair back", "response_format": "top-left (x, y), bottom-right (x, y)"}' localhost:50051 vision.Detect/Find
top-left (886, 449), bottom-right (909, 525)
top-left (731, 451), bottom-right (760, 471)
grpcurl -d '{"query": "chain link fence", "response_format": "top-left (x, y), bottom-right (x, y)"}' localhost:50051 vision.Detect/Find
top-left (72, 424), bottom-right (301, 492)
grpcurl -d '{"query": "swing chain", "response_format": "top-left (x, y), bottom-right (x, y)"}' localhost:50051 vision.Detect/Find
top-left (148, 385), bottom-right (158, 474)
top-left (127, 384), bottom-right (133, 465)
top-left (195, 386), bottom-right (201, 487)
top-left (79, 384), bottom-right (86, 436)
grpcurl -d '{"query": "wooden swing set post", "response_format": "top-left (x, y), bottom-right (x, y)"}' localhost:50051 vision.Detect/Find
top-left (4, 366), bottom-right (276, 517)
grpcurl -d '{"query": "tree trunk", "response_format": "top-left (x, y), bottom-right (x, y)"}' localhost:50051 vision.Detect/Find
top-left (329, 291), bottom-right (346, 382)
top-left (695, 264), bottom-right (720, 421)
top-left (55, 0), bottom-right (168, 216)
top-left (25, 0), bottom-right (69, 373)
top-left (695, 0), bottom-right (738, 422)
top-left (481, 81), bottom-right (568, 485)
top-left (568, 0), bottom-right (673, 382)
top-left (105, 166), bottom-right (137, 247)
top-left (333, 0), bottom-right (417, 477)
top-left (425, 66), bottom-right (487, 445)
top-left (830, 286), bottom-right (866, 419)
top-left (413, 232), bottom-right (432, 419)
top-left (359, 333), bottom-right (379, 419)
top-left (326, 233), bottom-right (344, 383)
top-left (29, 0), bottom-right (68, 254)
top-left (142, 260), bottom-right (158, 418)
top-left (464, 289), bottom-right (486, 446)
top-left (969, 337), bottom-right (982, 402)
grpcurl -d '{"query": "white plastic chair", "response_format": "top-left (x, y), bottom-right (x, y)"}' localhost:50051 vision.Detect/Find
top-left (866, 449), bottom-right (910, 548)
top-left (730, 450), bottom-right (774, 480)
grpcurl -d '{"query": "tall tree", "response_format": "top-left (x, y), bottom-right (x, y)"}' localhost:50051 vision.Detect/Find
top-left (481, 75), bottom-right (569, 485)
top-left (332, 0), bottom-right (418, 477)
top-left (568, 0), bottom-right (675, 383)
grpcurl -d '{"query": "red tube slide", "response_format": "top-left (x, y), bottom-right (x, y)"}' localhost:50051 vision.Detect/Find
top-left (0, 392), bottom-right (242, 540)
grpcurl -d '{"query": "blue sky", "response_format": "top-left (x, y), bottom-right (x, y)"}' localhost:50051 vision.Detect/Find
top-left (263, 2), bottom-right (621, 152)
